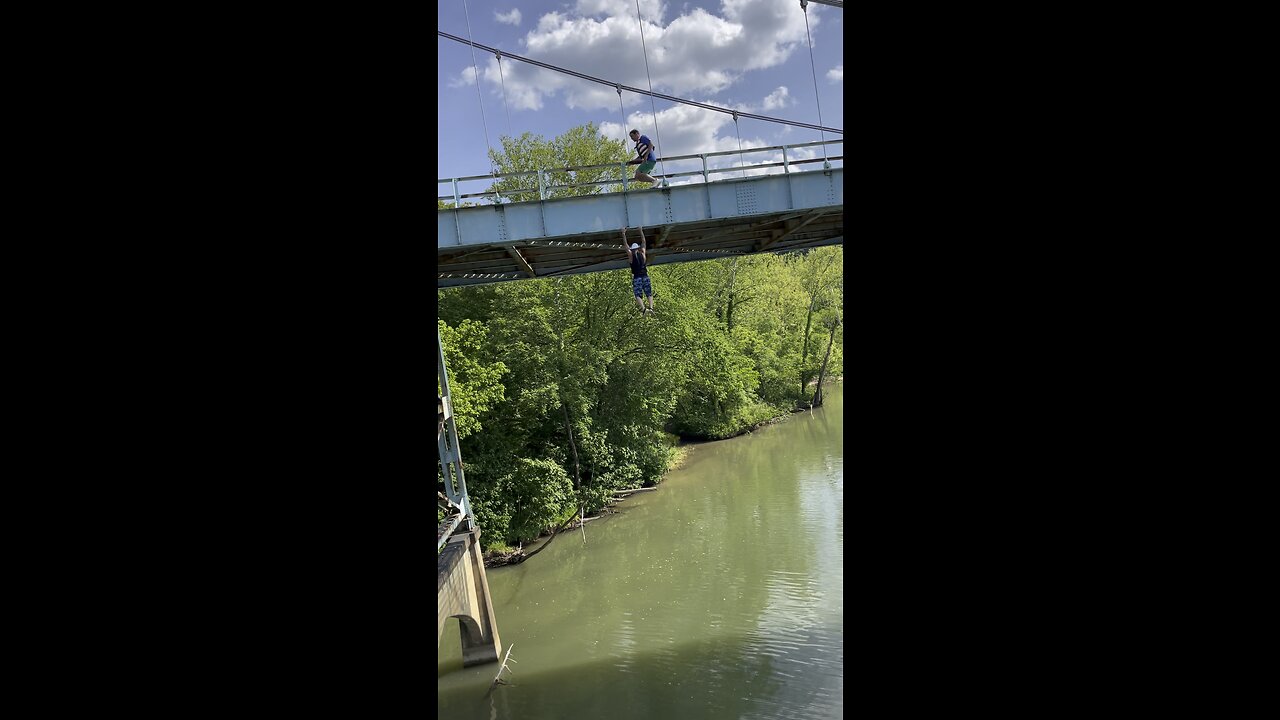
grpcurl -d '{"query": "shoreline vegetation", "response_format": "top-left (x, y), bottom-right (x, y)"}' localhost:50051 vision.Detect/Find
top-left (482, 377), bottom-right (842, 568)
top-left (439, 243), bottom-right (843, 567)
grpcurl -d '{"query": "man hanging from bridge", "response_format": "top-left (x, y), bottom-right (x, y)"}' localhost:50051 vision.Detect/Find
top-left (622, 226), bottom-right (655, 316)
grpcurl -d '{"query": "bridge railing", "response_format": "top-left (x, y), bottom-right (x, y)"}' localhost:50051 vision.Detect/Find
top-left (437, 138), bottom-right (843, 207)
top-left (438, 492), bottom-right (465, 552)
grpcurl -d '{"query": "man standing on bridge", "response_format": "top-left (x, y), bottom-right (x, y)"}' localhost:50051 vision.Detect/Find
top-left (627, 129), bottom-right (658, 187)
top-left (622, 226), bottom-right (654, 315)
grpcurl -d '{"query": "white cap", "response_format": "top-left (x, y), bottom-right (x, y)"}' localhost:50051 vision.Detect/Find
top-left (630, 243), bottom-right (640, 249)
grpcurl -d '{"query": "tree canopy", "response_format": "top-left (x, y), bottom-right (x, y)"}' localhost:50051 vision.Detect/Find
top-left (439, 246), bottom-right (843, 551)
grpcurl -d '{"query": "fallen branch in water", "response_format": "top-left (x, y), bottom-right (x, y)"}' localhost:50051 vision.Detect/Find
top-left (521, 508), bottom-right (580, 562)
top-left (484, 643), bottom-right (516, 696)
top-left (612, 487), bottom-right (658, 497)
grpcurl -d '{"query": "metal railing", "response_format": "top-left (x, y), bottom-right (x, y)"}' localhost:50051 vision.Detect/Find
top-left (438, 492), bottom-right (465, 552)
top-left (437, 138), bottom-right (843, 207)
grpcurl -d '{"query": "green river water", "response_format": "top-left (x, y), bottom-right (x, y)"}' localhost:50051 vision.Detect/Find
top-left (438, 382), bottom-right (843, 719)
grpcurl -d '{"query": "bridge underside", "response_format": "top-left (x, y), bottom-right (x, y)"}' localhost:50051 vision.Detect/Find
top-left (439, 169), bottom-right (843, 288)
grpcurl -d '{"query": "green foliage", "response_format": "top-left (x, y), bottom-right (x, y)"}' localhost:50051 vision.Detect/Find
top-left (438, 246), bottom-right (843, 542)
top-left (487, 123), bottom-right (631, 201)
top-left (438, 319), bottom-right (508, 439)
top-left (502, 458), bottom-right (574, 544)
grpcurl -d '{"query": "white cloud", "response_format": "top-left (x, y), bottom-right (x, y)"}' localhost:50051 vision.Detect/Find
top-left (599, 101), bottom-right (787, 183)
top-left (761, 86), bottom-right (792, 110)
top-left (473, 57), bottom-right (555, 111)
top-left (494, 9), bottom-right (522, 26)
top-left (826, 64), bottom-right (842, 84)
top-left (575, 0), bottom-right (665, 21)
top-left (601, 99), bottom-right (846, 182)
top-left (448, 66), bottom-right (478, 88)
top-left (483, 0), bottom-right (816, 112)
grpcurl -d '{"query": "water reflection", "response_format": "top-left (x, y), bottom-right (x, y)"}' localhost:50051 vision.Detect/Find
top-left (440, 383), bottom-right (843, 720)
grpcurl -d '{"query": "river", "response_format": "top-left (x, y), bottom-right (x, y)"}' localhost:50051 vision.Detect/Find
top-left (438, 382), bottom-right (843, 719)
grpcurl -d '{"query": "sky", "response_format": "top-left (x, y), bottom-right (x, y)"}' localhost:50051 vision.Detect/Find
top-left (437, 0), bottom-right (844, 191)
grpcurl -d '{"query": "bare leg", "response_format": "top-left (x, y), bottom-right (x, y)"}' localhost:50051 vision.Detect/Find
top-left (647, 294), bottom-right (655, 312)
top-left (635, 295), bottom-right (646, 313)
top-left (635, 172), bottom-right (657, 184)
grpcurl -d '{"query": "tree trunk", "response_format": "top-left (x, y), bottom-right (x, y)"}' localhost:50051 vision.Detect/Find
top-left (551, 284), bottom-right (581, 491)
top-left (724, 258), bottom-right (738, 331)
top-left (552, 283), bottom-right (586, 489)
top-left (812, 311), bottom-right (840, 407)
top-left (521, 508), bottom-right (580, 562)
top-left (800, 298), bottom-right (814, 395)
top-left (561, 402), bottom-right (581, 491)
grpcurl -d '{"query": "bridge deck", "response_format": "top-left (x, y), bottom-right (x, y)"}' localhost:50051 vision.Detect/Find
top-left (438, 168), bottom-right (843, 287)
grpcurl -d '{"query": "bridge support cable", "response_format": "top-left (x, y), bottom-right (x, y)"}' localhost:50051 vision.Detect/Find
top-left (635, 0), bottom-right (668, 185)
top-left (800, 1), bottom-right (829, 169)
top-left (496, 52), bottom-right (513, 138)
top-left (616, 86), bottom-right (632, 225)
top-left (438, 31), bottom-right (842, 135)
top-left (462, 0), bottom-right (494, 169)
top-left (733, 112), bottom-right (746, 178)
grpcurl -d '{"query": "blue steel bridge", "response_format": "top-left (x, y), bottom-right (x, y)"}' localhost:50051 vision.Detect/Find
top-left (437, 139), bottom-right (843, 288)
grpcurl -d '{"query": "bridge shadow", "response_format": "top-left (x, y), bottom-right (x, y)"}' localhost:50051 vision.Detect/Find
top-left (438, 619), bottom-right (842, 720)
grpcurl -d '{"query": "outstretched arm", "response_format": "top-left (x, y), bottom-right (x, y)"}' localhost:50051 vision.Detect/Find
top-left (621, 226), bottom-right (632, 258)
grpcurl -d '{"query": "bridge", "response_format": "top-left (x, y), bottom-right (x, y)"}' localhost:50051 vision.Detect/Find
top-left (438, 141), bottom-right (844, 287)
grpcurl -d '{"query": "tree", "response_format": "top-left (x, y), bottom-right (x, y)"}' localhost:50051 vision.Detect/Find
top-left (435, 241), bottom-right (845, 552)
top-left (438, 319), bottom-right (508, 440)
top-left (486, 123), bottom-right (631, 201)
top-left (812, 280), bottom-right (844, 407)
top-left (438, 199), bottom-right (478, 209)
top-left (797, 247), bottom-right (843, 396)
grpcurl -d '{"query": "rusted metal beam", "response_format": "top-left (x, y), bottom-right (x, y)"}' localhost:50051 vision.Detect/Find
top-left (506, 246), bottom-right (537, 277)
top-left (757, 210), bottom-right (825, 251)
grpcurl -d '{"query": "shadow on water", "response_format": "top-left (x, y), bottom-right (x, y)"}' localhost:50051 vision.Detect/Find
top-left (439, 620), bottom-right (842, 720)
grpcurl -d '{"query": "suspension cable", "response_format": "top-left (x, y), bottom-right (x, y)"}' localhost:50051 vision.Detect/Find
top-left (635, 0), bottom-right (667, 185)
top-left (800, 1), bottom-right (828, 167)
top-left (461, 0), bottom-right (493, 167)
top-left (496, 52), bottom-right (513, 138)
top-left (438, 31), bottom-right (842, 134)
top-left (733, 112), bottom-right (745, 178)
top-left (616, 85), bottom-right (634, 205)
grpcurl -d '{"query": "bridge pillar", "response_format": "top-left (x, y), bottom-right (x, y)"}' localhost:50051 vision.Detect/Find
top-left (438, 528), bottom-right (502, 666)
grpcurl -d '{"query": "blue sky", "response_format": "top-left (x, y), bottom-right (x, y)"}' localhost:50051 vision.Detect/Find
top-left (437, 0), bottom-right (844, 186)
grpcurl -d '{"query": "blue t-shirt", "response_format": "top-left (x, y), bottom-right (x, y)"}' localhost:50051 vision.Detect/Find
top-left (634, 135), bottom-right (656, 162)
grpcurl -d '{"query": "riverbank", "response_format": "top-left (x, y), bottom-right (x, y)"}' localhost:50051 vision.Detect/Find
top-left (481, 380), bottom-right (842, 567)
top-left (694, 377), bottom-right (845, 441)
